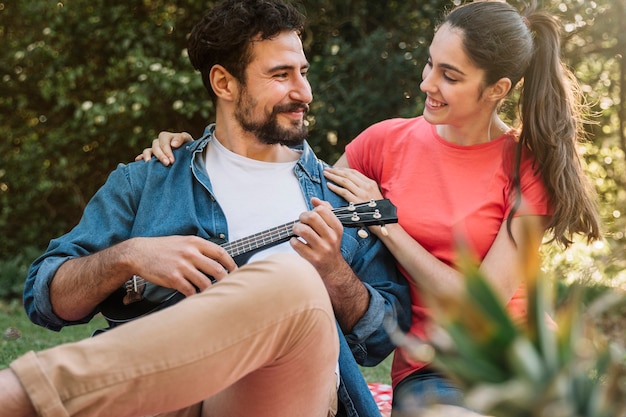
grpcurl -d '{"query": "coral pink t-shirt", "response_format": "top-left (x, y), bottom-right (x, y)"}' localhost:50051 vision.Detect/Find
top-left (345, 116), bottom-right (551, 387)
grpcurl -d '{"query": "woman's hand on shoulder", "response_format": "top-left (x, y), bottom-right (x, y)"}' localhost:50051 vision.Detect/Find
top-left (134, 131), bottom-right (193, 166)
top-left (324, 166), bottom-right (383, 204)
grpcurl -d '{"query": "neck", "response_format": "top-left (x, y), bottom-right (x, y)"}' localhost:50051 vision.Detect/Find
top-left (437, 115), bottom-right (508, 146)
top-left (213, 126), bottom-right (300, 163)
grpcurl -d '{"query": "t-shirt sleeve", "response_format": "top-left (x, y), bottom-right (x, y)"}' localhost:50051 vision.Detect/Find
top-left (345, 121), bottom-right (389, 181)
top-left (506, 155), bottom-right (552, 218)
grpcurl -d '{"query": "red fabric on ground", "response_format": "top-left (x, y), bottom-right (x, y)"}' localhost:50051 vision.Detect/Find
top-left (368, 382), bottom-right (392, 417)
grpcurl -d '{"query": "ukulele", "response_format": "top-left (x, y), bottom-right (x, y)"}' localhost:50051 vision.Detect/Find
top-left (99, 199), bottom-right (397, 324)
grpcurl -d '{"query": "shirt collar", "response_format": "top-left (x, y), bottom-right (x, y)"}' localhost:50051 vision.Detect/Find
top-left (189, 124), bottom-right (323, 184)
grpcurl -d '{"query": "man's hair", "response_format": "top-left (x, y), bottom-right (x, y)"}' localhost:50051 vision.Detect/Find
top-left (188, 0), bottom-right (306, 102)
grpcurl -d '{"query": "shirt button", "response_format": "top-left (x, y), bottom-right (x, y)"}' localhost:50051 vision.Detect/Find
top-left (218, 233), bottom-right (226, 239)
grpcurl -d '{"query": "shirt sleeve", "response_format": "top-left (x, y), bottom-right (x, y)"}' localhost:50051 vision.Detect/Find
top-left (505, 151), bottom-right (552, 218)
top-left (345, 121), bottom-right (390, 182)
top-left (23, 164), bottom-right (140, 330)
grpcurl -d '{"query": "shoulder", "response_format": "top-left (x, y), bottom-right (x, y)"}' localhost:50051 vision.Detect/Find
top-left (297, 140), bottom-right (327, 169)
top-left (348, 116), bottom-right (430, 160)
top-left (358, 116), bottom-right (426, 137)
top-left (118, 143), bottom-right (196, 193)
top-left (350, 116), bottom-right (417, 144)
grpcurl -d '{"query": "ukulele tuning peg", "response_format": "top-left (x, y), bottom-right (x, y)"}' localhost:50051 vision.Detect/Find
top-left (358, 228), bottom-right (369, 239)
top-left (348, 202), bottom-right (356, 211)
top-left (368, 199), bottom-right (377, 207)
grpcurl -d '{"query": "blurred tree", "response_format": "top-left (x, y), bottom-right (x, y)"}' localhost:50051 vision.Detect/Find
top-left (542, 0), bottom-right (626, 287)
top-left (1, 1), bottom-right (211, 257)
top-left (303, 0), bottom-right (442, 160)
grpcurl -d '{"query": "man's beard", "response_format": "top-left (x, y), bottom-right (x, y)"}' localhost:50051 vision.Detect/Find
top-left (234, 89), bottom-right (309, 146)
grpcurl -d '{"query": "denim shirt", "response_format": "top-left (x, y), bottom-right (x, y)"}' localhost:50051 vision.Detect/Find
top-left (24, 124), bottom-right (411, 417)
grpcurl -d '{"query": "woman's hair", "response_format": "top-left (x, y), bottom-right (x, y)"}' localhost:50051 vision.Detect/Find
top-left (442, 0), bottom-right (600, 247)
top-left (188, 0), bottom-right (306, 104)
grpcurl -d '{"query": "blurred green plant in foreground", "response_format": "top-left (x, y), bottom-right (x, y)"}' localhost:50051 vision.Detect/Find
top-left (387, 220), bottom-right (626, 417)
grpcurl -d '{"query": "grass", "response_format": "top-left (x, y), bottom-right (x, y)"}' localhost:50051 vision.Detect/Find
top-left (0, 299), bottom-right (393, 384)
top-left (0, 299), bottom-right (107, 366)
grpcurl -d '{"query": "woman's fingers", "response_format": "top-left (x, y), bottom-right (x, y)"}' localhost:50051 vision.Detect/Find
top-left (324, 167), bottom-right (382, 202)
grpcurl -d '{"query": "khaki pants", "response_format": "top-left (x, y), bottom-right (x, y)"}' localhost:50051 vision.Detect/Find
top-left (11, 254), bottom-right (339, 417)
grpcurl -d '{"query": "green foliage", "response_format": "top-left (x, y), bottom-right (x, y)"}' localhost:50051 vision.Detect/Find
top-left (540, 145), bottom-right (626, 289)
top-left (0, 246), bottom-right (40, 299)
top-left (0, 300), bottom-right (107, 367)
top-left (304, 0), bottom-right (442, 161)
top-left (0, 1), bottom-right (211, 257)
top-left (392, 245), bottom-right (626, 416)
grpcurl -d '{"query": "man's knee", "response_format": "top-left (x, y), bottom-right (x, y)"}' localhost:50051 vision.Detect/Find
top-left (252, 253), bottom-right (331, 309)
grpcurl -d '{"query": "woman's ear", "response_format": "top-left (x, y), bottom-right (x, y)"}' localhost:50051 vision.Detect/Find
top-left (210, 65), bottom-right (238, 101)
top-left (488, 77), bottom-right (513, 102)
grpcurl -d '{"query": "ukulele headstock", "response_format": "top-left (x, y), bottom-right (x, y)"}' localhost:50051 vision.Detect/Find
top-left (333, 199), bottom-right (398, 233)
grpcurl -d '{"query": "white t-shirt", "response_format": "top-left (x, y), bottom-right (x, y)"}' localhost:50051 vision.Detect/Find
top-left (204, 137), bottom-right (341, 388)
top-left (204, 137), bottom-right (308, 264)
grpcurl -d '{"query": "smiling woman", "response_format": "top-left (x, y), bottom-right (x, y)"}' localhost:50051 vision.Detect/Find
top-left (322, 0), bottom-right (601, 413)
top-left (420, 23), bottom-right (512, 145)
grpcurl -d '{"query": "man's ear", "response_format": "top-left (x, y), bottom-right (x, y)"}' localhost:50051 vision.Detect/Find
top-left (487, 77), bottom-right (512, 102)
top-left (210, 65), bottom-right (238, 101)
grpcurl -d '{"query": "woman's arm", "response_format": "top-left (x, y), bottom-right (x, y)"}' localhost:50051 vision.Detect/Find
top-left (324, 163), bottom-right (548, 305)
top-left (374, 216), bottom-right (546, 302)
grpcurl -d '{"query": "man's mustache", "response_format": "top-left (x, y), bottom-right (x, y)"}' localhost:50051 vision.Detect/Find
top-left (274, 103), bottom-right (310, 115)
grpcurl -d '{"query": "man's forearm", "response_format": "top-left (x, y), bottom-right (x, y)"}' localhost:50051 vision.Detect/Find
top-left (49, 240), bottom-right (135, 321)
top-left (324, 263), bottom-right (370, 332)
